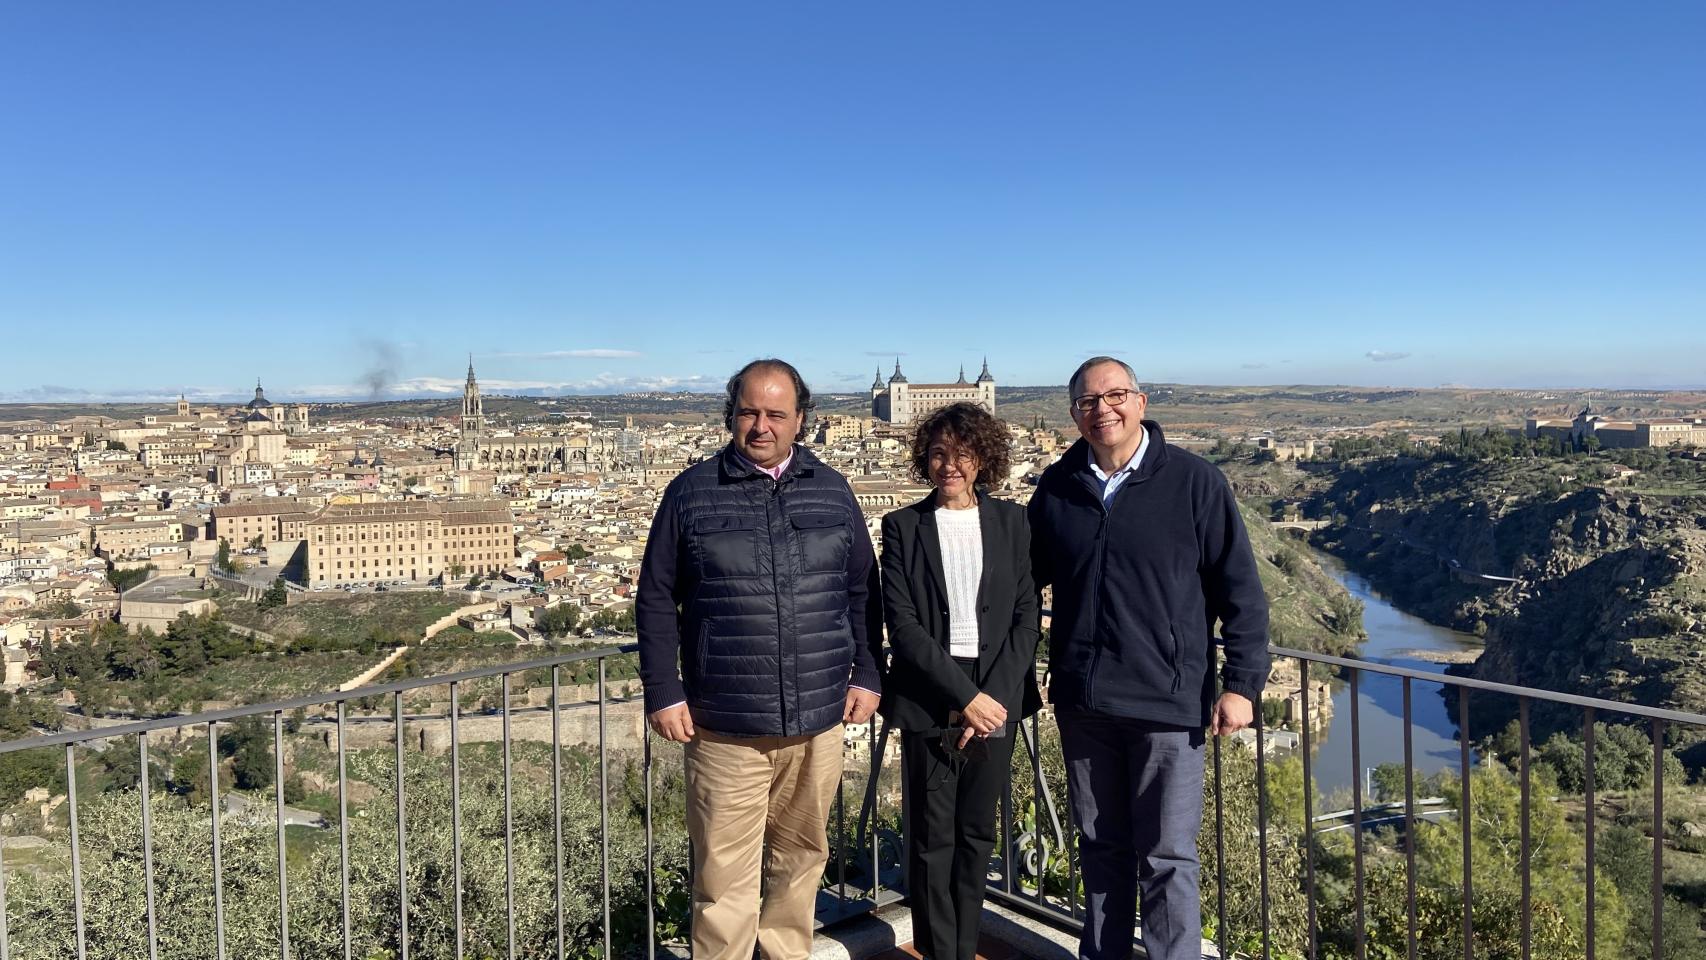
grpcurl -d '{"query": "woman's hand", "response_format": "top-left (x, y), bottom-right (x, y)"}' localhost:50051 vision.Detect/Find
top-left (960, 692), bottom-right (1008, 737)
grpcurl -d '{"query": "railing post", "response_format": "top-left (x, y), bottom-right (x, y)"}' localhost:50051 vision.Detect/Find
top-left (0, 762), bottom-right (8, 960)
top-left (599, 657), bottom-right (612, 960)
top-left (68, 743), bottom-right (88, 960)
top-left (1212, 732), bottom-right (1227, 958)
top-left (450, 682), bottom-right (464, 960)
top-left (271, 709), bottom-right (288, 954)
top-left (1402, 677), bottom-right (1416, 960)
top-left (1350, 668), bottom-right (1365, 960)
top-left (1652, 718), bottom-right (1665, 960)
top-left (336, 704), bottom-right (350, 960)
top-left (142, 731), bottom-right (160, 960)
top-left (642, 711), bottom-right (656, 960)
top-left (1459, 690), bottom-right (1473, 960)
top-left (1299, 657), bottom-right (1317, 960)
top-left (872, 716), bottom-right (883, 902)
top-left (1519, 697), bottom-right (1531, 960)
top-left (395, 691), bottom-right (409, 960)
top-left (553, 666), bottom-right (566, 960)
top-left (1255, 705), bottom-right (1270, 960)
top-left (1584, 708), bottom-right (1596, 960)
top-left (502, 673), bottom-right (516, 960)
top-left (1028, 711), bottom-right (1048, 906)
top-left (208, 723), bottom-right (226, 960)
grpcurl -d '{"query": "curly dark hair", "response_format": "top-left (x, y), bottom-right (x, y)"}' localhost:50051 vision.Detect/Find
top-left (722, 358), bottom-right (816, 442)
top-left (908, 402), bottom-right (1013, 488)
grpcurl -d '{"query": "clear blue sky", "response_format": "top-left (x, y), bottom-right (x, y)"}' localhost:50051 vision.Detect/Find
top-left (3, 2), bottom-right (1703, 401)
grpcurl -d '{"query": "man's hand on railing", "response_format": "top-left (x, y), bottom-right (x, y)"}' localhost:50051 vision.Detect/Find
top-left (960, 692), bottom-right (1007, 737)
top-left (1208, 691), bottom-right (1253, 737)
top-left (843, 687), bottom-right (880, 725)
top-left (649, 703), bottom-right (697, 742)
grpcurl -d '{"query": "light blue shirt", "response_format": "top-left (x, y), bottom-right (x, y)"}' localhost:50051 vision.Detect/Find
top-left (1088, 426), bottom-right (1149, 505)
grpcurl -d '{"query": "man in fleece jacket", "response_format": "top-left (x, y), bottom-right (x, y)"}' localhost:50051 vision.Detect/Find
top-left (1027, 356), bottom-right (1270, 960)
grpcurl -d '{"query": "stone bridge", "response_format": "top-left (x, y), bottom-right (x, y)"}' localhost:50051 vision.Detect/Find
top-left (1269, 519), bottom-right (1331, 533)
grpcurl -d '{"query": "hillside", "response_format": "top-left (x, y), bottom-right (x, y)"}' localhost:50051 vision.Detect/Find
top-left (1239, 501), bottom-right (1366, 656)
top-left (10, 383), bottom-right (1706, 433)
top-left (1307, 454), bottom-right (1706, 729)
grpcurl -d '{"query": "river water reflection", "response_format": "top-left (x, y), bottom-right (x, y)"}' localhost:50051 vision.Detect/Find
top-left (1303, 552), bottom-right (1484, 796)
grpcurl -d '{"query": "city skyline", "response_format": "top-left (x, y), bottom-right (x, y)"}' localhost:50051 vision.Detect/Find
top-left (4, 3), bottom-right (1704, 397)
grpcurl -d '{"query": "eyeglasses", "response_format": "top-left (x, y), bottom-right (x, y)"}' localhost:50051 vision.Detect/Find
top-left (1071, 388), bottom-right (1134, 413)
top-left (928, 448), bottom-right (977, 466)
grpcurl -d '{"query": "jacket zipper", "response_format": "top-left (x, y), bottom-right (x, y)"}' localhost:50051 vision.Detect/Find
top-left (771, 477), bottom-right (787, 735)
top-left (1083, 492), bottom-right (1109, 710)
top-left (1086, 453), bottom-right (1161, 710)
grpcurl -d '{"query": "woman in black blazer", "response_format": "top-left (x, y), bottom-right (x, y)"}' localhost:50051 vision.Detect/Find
top-left (880, 402), bottom-right (1041, 960)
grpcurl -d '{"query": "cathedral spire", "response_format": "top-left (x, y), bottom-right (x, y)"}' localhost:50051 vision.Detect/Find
top-left (466, 353), bottom-right (477, 384)
top-left (890, 356), bottom-right (907, 384)
top-left (872, 366), bottom-right (885, 391)
top-left (956, 364), bottom-right (968, 384)
top-left (976, 356), bottom-right (994, 383)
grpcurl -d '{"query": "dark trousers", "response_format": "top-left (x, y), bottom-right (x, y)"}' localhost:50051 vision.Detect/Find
top-left (899, 721), bottom-right (1014, 960)
top-left (1058, 709), bottom-right (1206, 960)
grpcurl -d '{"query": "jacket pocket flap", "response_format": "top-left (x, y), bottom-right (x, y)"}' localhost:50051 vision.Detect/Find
top-left (789, 513), bottom-right (845, 530)
top-left (693, 515), bottom-right (759, 534)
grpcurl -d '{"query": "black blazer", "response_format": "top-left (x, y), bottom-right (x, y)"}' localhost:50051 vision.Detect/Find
top-left (878, 493), bottom-right (1043, 731)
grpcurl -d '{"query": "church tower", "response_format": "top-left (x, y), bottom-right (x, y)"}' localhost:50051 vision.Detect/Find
top-left (461, 357), bottom-right (485, 438)
top-left (456, 357), bottom-right (485, 471)
top-left (888, 357), bottom-right (910, 424)
top-left (975, 356), bottom-right (996, 412)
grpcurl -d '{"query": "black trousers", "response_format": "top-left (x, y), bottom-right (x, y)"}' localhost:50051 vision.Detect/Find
top-left (899, 672), bottom-right (1015, 960)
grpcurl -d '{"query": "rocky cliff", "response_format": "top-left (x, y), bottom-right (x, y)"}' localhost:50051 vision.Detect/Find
top-left (1238, 500), bottom-right (1367, 657)
top-left (1309, 457), bottom-right (1706, 722)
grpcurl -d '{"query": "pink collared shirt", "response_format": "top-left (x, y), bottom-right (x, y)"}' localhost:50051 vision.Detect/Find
top-left (733, 448), bottom-right (794, 480)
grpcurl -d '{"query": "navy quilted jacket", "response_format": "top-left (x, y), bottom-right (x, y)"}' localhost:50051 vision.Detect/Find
top-left (636, 444), bottom-right (883, 737)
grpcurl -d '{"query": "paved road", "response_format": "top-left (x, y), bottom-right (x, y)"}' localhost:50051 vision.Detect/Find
top-left (223, 792), bottom-right (326, 829)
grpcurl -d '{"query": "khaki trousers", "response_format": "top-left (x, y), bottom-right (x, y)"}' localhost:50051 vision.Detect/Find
top-left (683, 724), bottom-right (844, 960)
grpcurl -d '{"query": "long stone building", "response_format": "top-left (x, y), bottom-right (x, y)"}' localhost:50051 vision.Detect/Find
top-left (304, 499), bottom-right (515, 585)
top-left (209, 497), bottom-right (318, 545)
top-left (1526, 406), bottom-right (1706, 450)
top-left (871, 358), bottom-right (995, 427)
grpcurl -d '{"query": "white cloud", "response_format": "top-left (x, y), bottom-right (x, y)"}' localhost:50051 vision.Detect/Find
top-left (1366, 350), bottom-right (1411, 362)
top-left (314, 372), bottom-right (720, 397)
top-left (0, 384), bottom-right (250, 403)
top-left (0, 372), bottom-right (720, 403)
top-left (486, 349), bottom-right (643, 360)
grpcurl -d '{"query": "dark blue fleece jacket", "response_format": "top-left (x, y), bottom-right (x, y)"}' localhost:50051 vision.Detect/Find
top-left (1027, 422), bottom-right (1269, 728)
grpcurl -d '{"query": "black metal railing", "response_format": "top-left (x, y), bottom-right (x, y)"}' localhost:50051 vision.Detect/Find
top-left (977, 644), bottom-right (1706, 960)
top-left (1, 641), bottom-right (1702, 959)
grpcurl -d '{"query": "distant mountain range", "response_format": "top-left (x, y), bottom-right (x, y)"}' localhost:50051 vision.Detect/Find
top-left (4, 384), bottom-right (1704, 434)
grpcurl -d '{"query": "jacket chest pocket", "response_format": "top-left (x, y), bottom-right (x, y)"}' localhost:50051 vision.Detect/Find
top-left (790, 513), bottom-right (851, 575)
top-left (691, 515), bottom-right (764, 580)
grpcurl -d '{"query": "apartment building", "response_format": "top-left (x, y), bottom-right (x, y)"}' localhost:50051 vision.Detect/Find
top-left (210, 498), bottom-right (317, 546)
top-left (304, 499), bottom-right (514, 585)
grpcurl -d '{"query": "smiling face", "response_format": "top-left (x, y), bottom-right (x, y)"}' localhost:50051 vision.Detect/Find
top-left (1069, 360), bottom-right (1147, 459)
top-left (926, 431), bottom-right (981, 502)
top-left (729, 367), bottom-right (804, 470)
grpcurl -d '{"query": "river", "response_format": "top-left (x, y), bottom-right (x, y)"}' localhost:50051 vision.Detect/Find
top-left (1303, 551), bottom-right (1484, 797)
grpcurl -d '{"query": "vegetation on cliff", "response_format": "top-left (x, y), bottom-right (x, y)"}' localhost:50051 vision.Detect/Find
top-left (1308, 452), bottom-right (1706, 727)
